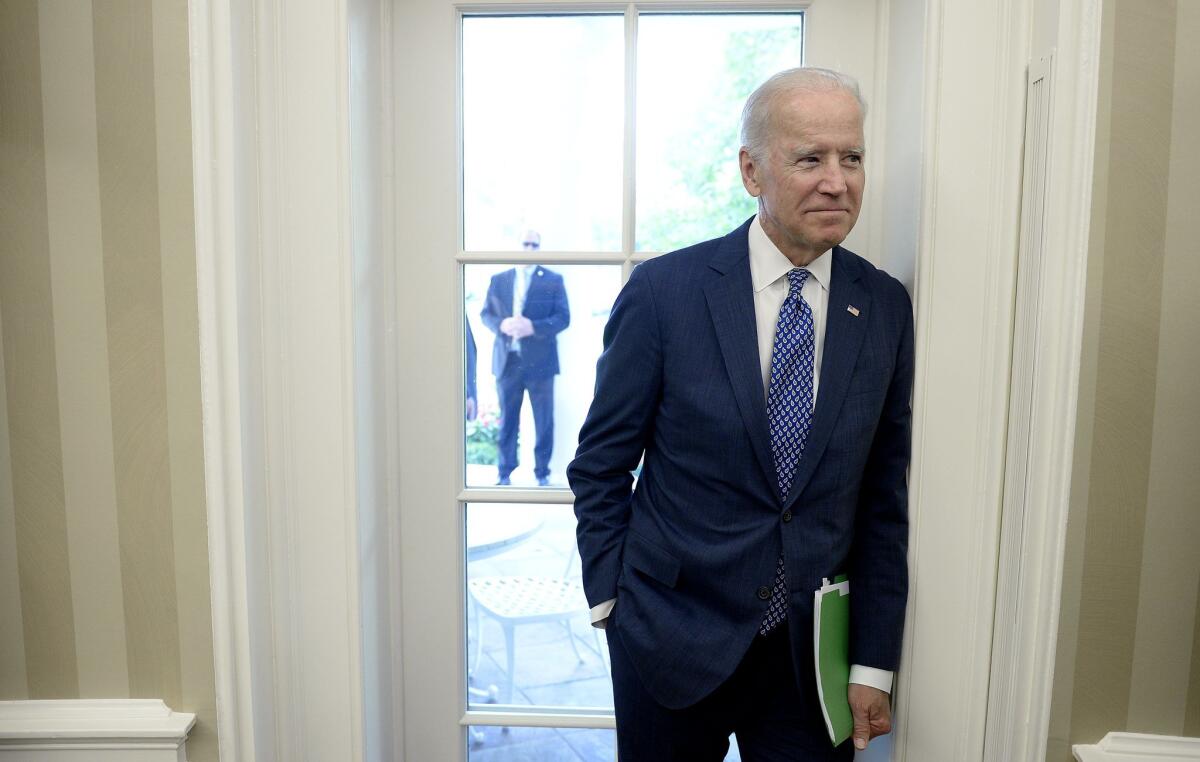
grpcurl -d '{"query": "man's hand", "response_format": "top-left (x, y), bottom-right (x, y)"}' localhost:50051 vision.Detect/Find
top-left (848, 683), bottom-right (892, 750)
top-left (499, 316), bottom-right (534, 339)
top-left (509, 316), bottom-right (534, 338)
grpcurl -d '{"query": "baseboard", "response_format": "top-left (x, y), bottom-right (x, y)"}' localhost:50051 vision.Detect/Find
top-left (0, 700), bottom-right (194, 761)
top-left (1074, 732), bottom-right (1200, 761)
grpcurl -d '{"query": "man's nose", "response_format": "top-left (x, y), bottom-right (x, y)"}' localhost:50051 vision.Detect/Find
top-left (816, 162), bottom-right (848, 194)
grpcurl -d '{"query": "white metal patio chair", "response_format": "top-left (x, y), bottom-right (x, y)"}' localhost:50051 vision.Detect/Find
top-left (467, 549), bottom-right (608, 706)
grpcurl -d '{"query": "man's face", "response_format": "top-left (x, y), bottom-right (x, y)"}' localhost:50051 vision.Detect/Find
top-left (739, 87), bottom-right (865, 266)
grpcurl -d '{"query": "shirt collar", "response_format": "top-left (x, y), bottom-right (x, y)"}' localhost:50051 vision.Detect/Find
top-left (517, 264), bottom-right (538, 287)
top-left (748, 215), bottom-right (832, 294)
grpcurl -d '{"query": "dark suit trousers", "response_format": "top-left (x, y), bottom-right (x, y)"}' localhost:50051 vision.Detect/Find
top-left (496, 350), bottom-right (554, 479)
top-left (606, 605), bottom-right (854, 762)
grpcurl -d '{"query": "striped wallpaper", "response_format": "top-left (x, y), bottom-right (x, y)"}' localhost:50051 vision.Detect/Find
top-left (0, 2), bottom-right (217, 761)
top-left (1047, 0), bottom-right (1200, 758)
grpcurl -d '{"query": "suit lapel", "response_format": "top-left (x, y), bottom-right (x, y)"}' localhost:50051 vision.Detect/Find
top-left (784, 247), bottom-right (871, 508)
top-left (703, 224), bottom-right (780, 499)
top-left (523, 266), bottom-right (546, 313)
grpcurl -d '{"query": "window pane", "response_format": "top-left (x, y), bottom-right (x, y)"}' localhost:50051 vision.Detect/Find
top-left (468, 726), bottom-right (615, 760)
top-left (466, 503), bottom-right (613, 711)
top-left (636, 14), bottom-right (803, 252)
top-left (464, 264), bottom-right (621, 489)
top-left (463, 16), bottom-right (624, 252)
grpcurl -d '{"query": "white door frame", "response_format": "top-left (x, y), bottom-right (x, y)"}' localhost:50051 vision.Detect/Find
top-left (188, 0), bottom-right (1103, 758)
top-left (189, 0), bottom-right (368, 759)
top-left (896, 1), bottom-right (1102, 759)
top-left (981, 1), bottom-right (1103, 759)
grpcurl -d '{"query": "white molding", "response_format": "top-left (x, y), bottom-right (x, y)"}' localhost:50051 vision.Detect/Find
top-left (249, 0), bottom-right (365, 758)
top-left (1074, 733), bottom-right (1200, 762)
top-left (982, 0), bottom-right (1103, 759)
top-left (457, 1), bottom-right (814, 11)
top-left (187, 0), bottom-right (258, 759)
top-left (190, 0), bottom-right (368, 760)
top-left (349, 0), bottom-right (404, 758)
top-left (984, 51), bottom-right (1056, 762)
top-left (461, 711), bottom-right (615, 729)
top-left (898, 0), bottom-right (1033, 758)
top-left (0, 700), bottom-right (193, 758)
top-left (621, 4), bottom-right (638, 256)
top-left (392, 3), bottom-right (463, 758)
top-left (864, 0), bottom-right (890, 268)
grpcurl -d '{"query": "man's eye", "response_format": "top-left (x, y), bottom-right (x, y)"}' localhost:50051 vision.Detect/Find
top-left (844, 155), bottom-right (863, 165)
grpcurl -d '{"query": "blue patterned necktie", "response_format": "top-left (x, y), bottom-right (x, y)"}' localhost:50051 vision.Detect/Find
top-left (760, 268), bottom-right (816, 636)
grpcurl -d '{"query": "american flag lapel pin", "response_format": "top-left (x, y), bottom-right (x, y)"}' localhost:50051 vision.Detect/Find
top-left (847, 305), bottom-right (861, 317)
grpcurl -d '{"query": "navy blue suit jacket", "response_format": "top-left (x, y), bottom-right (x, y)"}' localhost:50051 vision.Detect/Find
top-left (481, 266), bottom-right (570, 378)
top-left (569, 218), bottom-right (913, 709)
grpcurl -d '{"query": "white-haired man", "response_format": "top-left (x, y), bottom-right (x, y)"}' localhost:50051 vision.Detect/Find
top-left (570, 67), bottom-right (912, 760)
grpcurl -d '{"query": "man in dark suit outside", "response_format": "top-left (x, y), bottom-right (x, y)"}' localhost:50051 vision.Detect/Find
top-left (465, 316), bottom-right (478, 421)
top-left (569, 68), bottom-right (913, 760)
top-left (482, 231), bottom-right (571, 486)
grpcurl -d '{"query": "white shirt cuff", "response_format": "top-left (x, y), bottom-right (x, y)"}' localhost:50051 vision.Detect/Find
top-left (590, 598), bottom-right (616, 629)
top-left (849, 665), bottom-right (893, 694)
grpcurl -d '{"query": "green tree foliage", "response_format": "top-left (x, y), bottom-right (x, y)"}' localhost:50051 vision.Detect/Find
top-left (638, 27), bottom-right (799, 253)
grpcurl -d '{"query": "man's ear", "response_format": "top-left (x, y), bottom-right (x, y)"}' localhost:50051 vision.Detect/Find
top-left (739, 148), bottom-right (761, 198)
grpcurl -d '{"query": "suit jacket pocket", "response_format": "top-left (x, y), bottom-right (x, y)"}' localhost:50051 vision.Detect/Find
top-left (623, 530), bottom-right (681, 589)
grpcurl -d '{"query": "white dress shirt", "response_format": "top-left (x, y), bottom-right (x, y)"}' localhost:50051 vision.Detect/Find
top-left (587, 217), bottom-right (892, 694)
top-left (748, 213), bottom-right (830, 402)
top-left (510, 264), bottom-right (537, 351)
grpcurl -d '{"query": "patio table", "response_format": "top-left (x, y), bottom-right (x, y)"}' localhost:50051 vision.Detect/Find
top-left (466, 509), bottom-right (544, 561)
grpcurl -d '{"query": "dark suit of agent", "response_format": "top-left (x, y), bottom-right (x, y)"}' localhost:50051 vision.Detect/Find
top-left (569, 68), bottom-right (912, 761)
top-left (465, 316), bottom-right (478, 421)
top-left (481, 254), bottom-right (570, 487)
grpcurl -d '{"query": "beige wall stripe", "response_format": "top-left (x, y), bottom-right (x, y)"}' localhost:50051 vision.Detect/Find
top-left (0, 0), bottom-right (80, 699)
top-left (151, 1), bottom-right (218, 758)
top-left (0, 310), bottom-right (30, 699)
top-left (1069, 0), bottom-right (1177, 745)
top-left (1070, 0), bottom-right (1171, 744)
top-left (38, 0), bottom-right (131, 699)
top-left (92, 0), bottom-right (182, 701)
top-left (1126, 0), bottom-right (1200, 736)
top-left (1187, 600), bottom-right (1200, 736)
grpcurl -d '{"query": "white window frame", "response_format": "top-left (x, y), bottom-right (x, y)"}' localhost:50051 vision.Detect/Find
top-left (455, 4), bottom-right (808, 740)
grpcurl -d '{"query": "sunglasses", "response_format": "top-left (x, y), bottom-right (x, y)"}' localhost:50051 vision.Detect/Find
top-left (522, 241), bottom-right (541, 249)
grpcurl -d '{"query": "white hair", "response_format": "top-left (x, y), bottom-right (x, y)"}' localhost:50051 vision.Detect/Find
top-left (739, 67), bottom-right (867, 162)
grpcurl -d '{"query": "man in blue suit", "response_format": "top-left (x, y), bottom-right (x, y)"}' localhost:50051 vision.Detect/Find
top-left (482, 231), bottom-right (571, 486)
top-left (569, 68), bottom-right (913, 760)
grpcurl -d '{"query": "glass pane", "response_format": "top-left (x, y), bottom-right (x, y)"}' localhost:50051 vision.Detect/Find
top-left (468, 726), bottom-right (615, 761)
top-left (466, 503), bottom-right (613, 711)
top-left (464, 264), bottom-right (621, 489)
top-left (463, 16), bottom-right (624, 252)
top-left (636, 14), bottom-right (804, 252)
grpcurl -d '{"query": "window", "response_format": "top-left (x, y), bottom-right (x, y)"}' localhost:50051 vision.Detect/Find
top-left (459, 11), bottom-right (803, 760)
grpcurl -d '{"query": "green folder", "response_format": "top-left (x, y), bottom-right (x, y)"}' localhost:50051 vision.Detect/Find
top-left (813, 575), bottom-right (852, 746)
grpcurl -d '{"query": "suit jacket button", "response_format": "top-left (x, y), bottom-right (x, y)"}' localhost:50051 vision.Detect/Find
top-left (757, 586), bottom-right (771, 600)
top-left (782, 510), bottom-right (793, 523)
